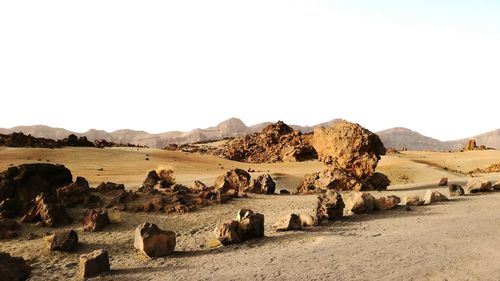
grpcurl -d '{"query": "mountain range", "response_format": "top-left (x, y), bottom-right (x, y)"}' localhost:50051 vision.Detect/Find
top-left (1, 118), bottom-right (499, 150)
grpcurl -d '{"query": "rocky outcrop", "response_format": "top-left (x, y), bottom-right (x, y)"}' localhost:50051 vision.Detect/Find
top-left (79, 249), bottom-right (110, 278)
top-left (248, 174), bottom-right (276, 194)
top-left (0, 164), bottom-right (72, 203)
top-left (214, 209), bottom-right (265, 245)
top-left (83, 209), bottom-right (110, 232)
top-left (297, 121), bottom-right (389, 193)
top-left (0, 252), bottom-right (31, 281)
top-left (274, 213), bottom-right (302, 231)
top-left (134, 222), bottom-right (176, 258)
top-left (49, 230), bottom-right (79, 252)
top-left (315, 190), bottom-right (345, 223)
top-left (214, 121), bottom-right (317, 163)
top-left (21, 193), bottom-right (72, 227)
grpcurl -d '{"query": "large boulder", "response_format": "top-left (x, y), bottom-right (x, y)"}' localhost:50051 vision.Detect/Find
top-left (273, 213), bottom-right (302, 231)
top-left (465, 177), bottom-right (492, 194)
top-left (56, 176), bottom-right (90, 207)
top-left (350, 192), bottom-right (376, 214)
top-left (21, 193), bottom-right (72, 227)
top-left (214, 169), bottom-right (251, 194)
top-left (312, 121), bottom-right (386, 177)
top-left (0, 252), bottom-right (31, 281)
top-left (315, 190), bottom-right (345, 223)
top-left (374, 195), bottom-right (401, 210)
top-left (134, 222), bottom-right (176, 258)
top-left (83, 209), bottom-right (110, 232)
top-left (49, 230), bottom-right (78, 252)
top-left (248, 174), bottom-right (276, 194)
top-left (0, 164), bottom-right (72, 203)
top-left (423, 190), bottom-right (448, 204)
top-left (79, 249), bottom-right (110, 278)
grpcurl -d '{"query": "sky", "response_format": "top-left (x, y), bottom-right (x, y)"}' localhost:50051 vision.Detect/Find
top-left (0, 0), bottom-right (499, 141)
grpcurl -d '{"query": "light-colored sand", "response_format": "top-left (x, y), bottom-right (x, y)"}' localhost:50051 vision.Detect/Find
top-left (0, 148), bottom-right (499, 281)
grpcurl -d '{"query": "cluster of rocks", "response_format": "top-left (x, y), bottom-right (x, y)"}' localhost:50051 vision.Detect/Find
top-left (0, 132), bottom-right (145, 149)
top-left (212, 121), bottom-right (318, 163)
top-left (297, 121), bottom-right (391, 193)
top-left (471, 162), bottom-right (500, 174)
top-left (214, 209), bottom-right (265, 245)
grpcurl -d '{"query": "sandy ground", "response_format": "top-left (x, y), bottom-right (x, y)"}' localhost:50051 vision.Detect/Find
top-left (1, 147), bottom-right (500, 281)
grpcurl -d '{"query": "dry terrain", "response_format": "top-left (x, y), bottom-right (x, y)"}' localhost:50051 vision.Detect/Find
top-left (1, 147), bottom-right (500, 281)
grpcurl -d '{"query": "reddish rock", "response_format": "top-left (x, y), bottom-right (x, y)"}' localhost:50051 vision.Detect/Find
top-left (438, 177), bottom-right (448, 186)
top-left (95, 182), bottom-right (125, 196)
top-left (214, 169), bottom-right (251, 194)
top-left (134, 222), bottom-right (176, 257)
top-left (56, 176), bottom-right (90, 207)
top-left (83, 209), bottom-right (110, 232)
top-left (214, 220), bottom-right (242, 246)
top-left (21, 193), bottom-right (72, 227)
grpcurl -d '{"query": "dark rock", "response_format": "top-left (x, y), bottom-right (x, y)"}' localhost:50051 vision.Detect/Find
top-left (0, 218), bottom-right (20, 239)
top-left (56, 176), bottom-right (90, 207)
top-left (315, 190), bottom-right (345, 223)
top-left (21, 193), bottom-right (72, 227)
top-left (449, 184), bottom-right (465, 197)
top-left (83, 209), bottom-right (110, 232)
top-left (248, 174), bottom-right (276, 194)
top-left (0, 251), bottom-right (31, 281)
top-left (79, 249), bottom-right (110, 278)
top-left (50, 230), bottom-right (78, 252)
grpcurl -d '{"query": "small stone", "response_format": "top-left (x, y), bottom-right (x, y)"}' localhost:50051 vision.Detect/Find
top-left (274, 214), bottom-right (302, 231)
top-left (49, 230), bottom-right (78, 252)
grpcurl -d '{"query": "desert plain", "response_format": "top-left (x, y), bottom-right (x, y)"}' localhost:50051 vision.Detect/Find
top-left (1, 145), bottom-right (500, 281)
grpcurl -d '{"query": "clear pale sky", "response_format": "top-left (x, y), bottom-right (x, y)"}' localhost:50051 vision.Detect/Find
top-left (1, 1), bottom-right (499, 141)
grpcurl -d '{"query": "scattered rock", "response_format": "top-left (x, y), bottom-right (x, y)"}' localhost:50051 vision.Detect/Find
top-left (438, 177), bottom-right (448, 186)
top-left (279, 189), bottom-right (290, 195)
top-left (134, 222), bottom-right (176, 258)
top-left (214, 220), bottom-right (242, 246)
top-left (248, 174), bottom-right (276, 194)
top-left (465, 177), bottom-right (492, 194)
top-left (298, 214), bottom-right (317, 227)
top-left (424, 190), bottom-right (448, 204)
top-left (214, 169), bottom-right (251, 194)
top-left (274, 213), bottom-right (302, 231)
top-left (350, 192), bottom-right (376, 214)
top-left (449, 184), bottom-right (465, 197)
top-left (315, 190), bottom-right (345, 223)
top-left (0, 251), bottom-right (31, 281)
top-left (49, 230), bottom-right (78, 252)
top-left (405, 195), bottom-right (425, 206)
top-left (21, 193), bottom-right (72, 227)
top-left (83, 209), bottom-right (110, 232)
top-left (239, 212), bottom-right (265, 241)
top-left (374, 195), bottom-right (401, 210)
top-left (56, 176), bottom-right (90, 207)
top-left (79, 249), bottom-right (110, 278)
